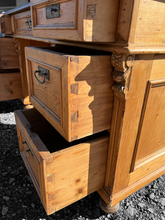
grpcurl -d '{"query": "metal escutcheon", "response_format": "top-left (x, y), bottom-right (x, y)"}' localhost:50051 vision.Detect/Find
top-left (25, 19), bottom-right (32, 29)
top-left (46, 4), bottom-right (60, 19)
top-left (34, 66), bottom-right (49, 84)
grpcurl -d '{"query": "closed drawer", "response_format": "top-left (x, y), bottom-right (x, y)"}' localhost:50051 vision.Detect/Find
top-left (12, 10), bottom-right (32, 35)
top-left (31, 0), bottom-right (119, 42)
top-left (0, 70), bottom-right (22, 101)
top-left (15, 108), bottom-right (109, 215)
top-left (0, 15), bottom-right (13, 35)
top-left (0, 38), bottom-right (19, 69)
top-left (25, 45), bottom-right (114, 141)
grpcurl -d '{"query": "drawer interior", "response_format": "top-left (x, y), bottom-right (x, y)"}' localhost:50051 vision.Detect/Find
top-left (32, 44), bottom-right (111, 56)
top-left (22, 108), bottom-right (109, 153)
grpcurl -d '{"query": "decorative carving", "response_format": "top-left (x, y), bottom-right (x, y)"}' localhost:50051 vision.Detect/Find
top-left (111, 53), bottom-right (134, 99)
top-left (112, 84), bottom-right (127, 99)
top-left (13, 38), bottom-right (21, 55)
top-left (111, 53), bottom-right (127, 72)
top-left (112, 68), bottom-right (131, 83)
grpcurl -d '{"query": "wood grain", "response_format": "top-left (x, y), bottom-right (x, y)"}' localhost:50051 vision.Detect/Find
top-left (0, 72), bottom-right (22, 101)
top-left (31, 0), bottom-right (119, 42)
top-left (15, 108), bottom-right (109, 215)
top-left (25, 46), bottom-right (114, 141)
top-left (0, 38), bottom-right (19, 69)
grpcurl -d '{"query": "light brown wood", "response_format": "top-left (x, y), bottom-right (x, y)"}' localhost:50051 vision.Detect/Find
top-left (0, 15), bottom-right (13, 35)
top-left (25, 46), bottom-right (114, 141)
top-left (15, 108), bottom-right (109, 215)
top-left (13, 10), bottom-right (32, 35)
top-left (0, 72), bottom-right (22, 101)
top-left (3, 1), bottom-right (165, 216)
top-left (31, 0), bottom-right (120, 42)
top-left (100, 198), bottom-right (119, 213)
top-left (117, 0), bottom-right (165, 44)
top-left (0, 38), bottom-right (19, 69)
top-left (98, 53), bottom-right (165, 210)
top-left (14, 38), bottom-right (51, 105)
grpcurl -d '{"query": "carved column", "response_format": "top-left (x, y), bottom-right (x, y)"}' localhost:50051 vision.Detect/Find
top-left (98, 53), bottom-right (134, 213)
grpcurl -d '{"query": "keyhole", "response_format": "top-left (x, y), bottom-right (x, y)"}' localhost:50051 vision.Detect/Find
top-left (51, 8), bottom-right (58, 13)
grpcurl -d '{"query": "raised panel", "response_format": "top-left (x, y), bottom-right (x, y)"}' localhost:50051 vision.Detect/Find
top-left (151, 55), bottom-right (165, 80)
top-left (130, 79), bottom-right (165, 179)
top-left (136, 79), bottom-right (165, 161)
top-left (32, 0), bottom-right (77, 30)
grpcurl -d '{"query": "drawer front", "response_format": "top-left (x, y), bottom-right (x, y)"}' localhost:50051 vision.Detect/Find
top-left (0, 15), bottom-right (13, 35)
top-left (15, 108), bottom-right (109, 215)
top-left (31, 0), bottom-right (119, 42)
top-left (25, 46), bottom-right (114, 141)
top-left (0, 72), bottom-right (22, 101)
top-left (0, 38), bottom-right (20, 69)
top-left (13, 10), bottom-right (32, 35)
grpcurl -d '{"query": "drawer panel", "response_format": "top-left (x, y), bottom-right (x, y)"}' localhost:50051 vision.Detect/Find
top-left (0, 15), bottom-right (13, 35)
top-left (15, 108), bottom-right (109, 215)
top-left (0, 38), bottom-right (19, 69)
top-left (0, 71), bottom-right (22, 101)
top-left (13, 10), bottom-right (32, 35)
top-left (31, 0), bottom-right (120, 42)
top-left (25, 45), bottom-right (114, 141)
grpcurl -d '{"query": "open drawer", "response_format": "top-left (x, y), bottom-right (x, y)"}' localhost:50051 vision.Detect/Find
top-left (15, 108), bottom-right (109, 215)
top-left (25, 45), bottom-right (114, 141)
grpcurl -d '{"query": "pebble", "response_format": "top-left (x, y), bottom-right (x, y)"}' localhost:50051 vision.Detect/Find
top-left (9, 178), bottom-right (15, 184)
top-left (125, 206), bottom-right (137, 217)
top-left (31, 203), bottom-right (35, 208)
top-left (149, 193), bottom-right (155, 200)
top-left (159, 198), bottom-right (165, 206)
top-left (3, 196), bottom-right (10, 201)
top-left (138, 202), bottom-right (146, 208)
top-left (148, 207), bottom-right (154, 213)
top-left (2, 172), bottom-right (7, 177)
top-left (2, 206), bottom-right (8, 216)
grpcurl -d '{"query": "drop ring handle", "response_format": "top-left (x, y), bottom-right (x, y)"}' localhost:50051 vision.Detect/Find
top-left (34, 70), bottom-right (46, 84)
top-left (25, 19), bottom-right (31, 28)
top-left (22, 141), bottom-right (31, 158)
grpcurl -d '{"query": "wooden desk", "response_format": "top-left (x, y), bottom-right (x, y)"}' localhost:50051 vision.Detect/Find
top-left (1, 0), bottom-right (165, 215)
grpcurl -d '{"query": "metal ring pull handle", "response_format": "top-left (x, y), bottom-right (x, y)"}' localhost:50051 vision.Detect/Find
top-left (25, 19), bottom-right (31, 29)
top-left (22, 141), bottom-right (32, 158)
top-left (34, 70), bottom-right (46, 84)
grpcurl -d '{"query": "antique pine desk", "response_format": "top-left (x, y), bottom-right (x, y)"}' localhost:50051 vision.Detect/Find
top-left (0, 0), bottom-right (165, 215)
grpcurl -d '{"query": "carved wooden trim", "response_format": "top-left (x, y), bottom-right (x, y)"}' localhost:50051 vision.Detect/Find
top-left (13, 38), bottom-right (21, 55)
top-left (111, 53), bottom-right (134, 99)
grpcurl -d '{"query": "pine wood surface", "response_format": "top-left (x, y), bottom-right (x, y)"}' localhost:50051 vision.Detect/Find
top-left (12, 10), bottom-right (32, 35)
top-left (0, 38), bottom-right (19, 69)
top-left (0, 15), bottom-right (13, 35)
top-left (14, 38), bottom-right (51, 105)
top-left (15, 108), bottom-right (109, 215)
top-left (99, 53), bottom-right (165, 208)
top-left (25, 46), bottom-right (114, 141)
top-left (0, 72), bottom-right (22, 101)
top-left (117, 0), bottom-right (165, 44)
top-left (31, 0), bottom-right (119, 42)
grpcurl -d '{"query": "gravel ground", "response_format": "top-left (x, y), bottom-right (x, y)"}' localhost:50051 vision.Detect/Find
top-left (0, 99), bottom-right (165, 220)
